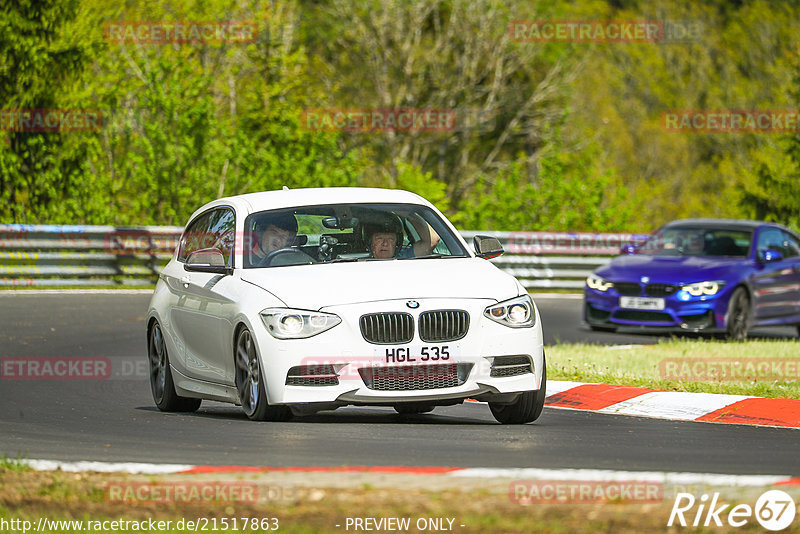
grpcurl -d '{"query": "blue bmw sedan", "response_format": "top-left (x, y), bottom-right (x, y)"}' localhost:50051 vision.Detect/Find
top-left (584, 219), bottom-right (800, 340)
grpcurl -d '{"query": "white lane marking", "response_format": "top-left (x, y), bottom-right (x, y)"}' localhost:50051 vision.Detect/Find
top-left (0, 289), bottom-right (154, 295)
top-left (545, 380), bottom-right (587, 396)
top-left (598, 391), bottom-right (753, 420)
top-left (20, 459), bottom-right (793, 486)
top-left (23, 460), bottom-right (192, 474)
top-left (450, 468), bottom-right (791, 486)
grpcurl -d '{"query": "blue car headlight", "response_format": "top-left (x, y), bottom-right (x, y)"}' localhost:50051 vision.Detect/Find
top-left (586, 274), bottom-right (614, 292)
top-left (260, 308), bottom-right (341, 339)
top-left (679, 281), bottom-right (725, 298)
top-left (484, 295), bottom-right (536, 328)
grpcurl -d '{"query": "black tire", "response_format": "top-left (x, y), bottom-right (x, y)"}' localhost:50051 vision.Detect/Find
top-left (589, 325), bottom-right (617, 333)
top-left (148, 321), bottom-right (201, 412)
top-left (726, 287), bottom-right (750, 342)
top-left (489, 355), bottom-right (547, 424)
top-left (234, 327), bottom-right (292, 422)
top-left (393, 403), bottom-right (435, 415)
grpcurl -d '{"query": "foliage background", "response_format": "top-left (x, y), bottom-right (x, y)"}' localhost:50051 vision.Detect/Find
top-left (1, 0), bottom-right (798, 231)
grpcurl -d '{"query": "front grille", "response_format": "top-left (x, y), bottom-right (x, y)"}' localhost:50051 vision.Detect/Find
top-left (586, 303), bottom-right (611, 321)
top-left (679, 310), bottom-right (715, 330)
top-left (418, 310), bottom-right (469, 342)
top-left (359, 363), bottom-right (472, 391)
top-left (360, 313), bottom-right (414, 344)
top-left (645, 284), bottom-right (677, 297)
top-left (613, 310), bottom-right (672, 322)
top-left (491, 355), bottom-right (533, 378)
top-left (614, 282), bottom-right (641, 296)
top-left (285, 365), bottom-right (339, 386)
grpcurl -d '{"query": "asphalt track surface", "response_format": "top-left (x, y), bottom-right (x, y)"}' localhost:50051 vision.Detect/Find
top-left (0, 293), bottom-right (797, 475)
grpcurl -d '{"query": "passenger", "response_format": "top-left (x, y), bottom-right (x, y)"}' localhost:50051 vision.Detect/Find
top-left (365, 218), bottom-right (403, 259)
top-left (364, 213), bottom-right (440, 259)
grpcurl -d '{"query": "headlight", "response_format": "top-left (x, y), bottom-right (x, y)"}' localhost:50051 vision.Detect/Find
top-left (484, 295), bottom-right (536, 328)
top-left (260, 308), bottom-right (341, 339)
top-left (586, 274), bottom-right (614, 292)
top-left (680, 281), bottom-right (725, 297)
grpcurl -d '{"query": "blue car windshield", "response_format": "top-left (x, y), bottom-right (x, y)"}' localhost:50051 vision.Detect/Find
top-left (639, 227), bottom-right (752, 257)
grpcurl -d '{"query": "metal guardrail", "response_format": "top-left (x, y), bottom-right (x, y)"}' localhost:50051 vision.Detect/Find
top-left (0, 225), bottom-right (648, 289)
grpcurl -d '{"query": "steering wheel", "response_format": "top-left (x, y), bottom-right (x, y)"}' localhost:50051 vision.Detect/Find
top-left (257, 247), bottom-right (316, 267)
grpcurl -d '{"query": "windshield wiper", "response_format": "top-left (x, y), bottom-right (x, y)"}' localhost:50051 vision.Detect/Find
top-left (328, 257), bottom-right (361, 263)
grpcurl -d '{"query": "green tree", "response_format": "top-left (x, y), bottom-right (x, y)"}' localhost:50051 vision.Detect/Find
top-left (0, 0), bottom-right (98, 222)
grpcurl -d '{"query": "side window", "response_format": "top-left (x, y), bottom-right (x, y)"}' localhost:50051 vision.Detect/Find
top-left (782, 231), bottom-right (800, 258)
top-left (756, 228), bottom-right (787, 257)
top-left (177, 208), bottom-right (236, 267)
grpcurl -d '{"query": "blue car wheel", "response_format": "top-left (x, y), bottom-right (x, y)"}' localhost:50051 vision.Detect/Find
top-left (726, 287), bottom-right (750, 341)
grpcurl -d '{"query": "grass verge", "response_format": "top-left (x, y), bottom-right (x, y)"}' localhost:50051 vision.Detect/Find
top-left (2, 468), bottom-right (796, 533)
top-left (548, 339), bottom-right (800, 398)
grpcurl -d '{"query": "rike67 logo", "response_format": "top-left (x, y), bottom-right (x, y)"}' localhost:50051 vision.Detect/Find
top-left (668, 490), bottom-right (796, 531)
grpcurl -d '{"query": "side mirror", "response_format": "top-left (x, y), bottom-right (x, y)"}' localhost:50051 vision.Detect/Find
top-left (473, 235), bottom-right (504, 259)
top-left (184, 248), bottom-right (233, 275)
top-left (620, 243), bottom-right (638, 255)
top-left (759, 249), bottom-right (783, 263)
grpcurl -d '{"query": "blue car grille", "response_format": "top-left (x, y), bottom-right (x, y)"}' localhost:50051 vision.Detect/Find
top-left (614, 282), bottom-right (641, 296)
top-left (613, 310), bottom-right (672, 322)
top-left (645, 284), bottom-right (678, 297)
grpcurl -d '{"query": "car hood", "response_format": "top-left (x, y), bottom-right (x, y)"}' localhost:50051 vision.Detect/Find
top-left (596, 254), bottom-right (748, 284)
top-left (241, 257), bottom-right (519, 309)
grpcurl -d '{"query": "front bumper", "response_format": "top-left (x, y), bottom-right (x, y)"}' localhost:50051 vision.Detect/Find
top-left (252, 298), bottom-right (545, 406)
top-left (584, 286), bottom-right (731, 332)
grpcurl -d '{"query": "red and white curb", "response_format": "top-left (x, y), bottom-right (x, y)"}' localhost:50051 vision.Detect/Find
top-left (544, 381), bottom-right (800, 429)
top-left (17, 460), bottom-right (800, 487)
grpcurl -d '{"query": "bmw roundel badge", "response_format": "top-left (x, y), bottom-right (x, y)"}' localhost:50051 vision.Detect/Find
top-left (406, 300), bottom-right (420, 309)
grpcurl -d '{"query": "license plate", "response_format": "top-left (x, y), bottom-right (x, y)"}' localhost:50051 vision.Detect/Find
top-left (375, 345), bottom-right (460, 364)
top-left (619, 297), bottom-right (665, 310)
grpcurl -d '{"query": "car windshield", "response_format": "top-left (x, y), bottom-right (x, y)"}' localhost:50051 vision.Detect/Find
top-left (638, 227), bottom-right (752, 257)
top-left (243, 203), bottom-right (468, 268)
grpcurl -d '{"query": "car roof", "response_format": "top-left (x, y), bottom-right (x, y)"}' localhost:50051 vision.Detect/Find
top-left (662, 218), bottom-right (786, 232)
top-left (188, 187), bottom-right (433, 222)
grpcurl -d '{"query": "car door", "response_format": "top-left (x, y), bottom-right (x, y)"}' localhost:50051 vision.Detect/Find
top-left (780, 230), bottom-right (800, 316)
top-left (751, 226), bottom-right (799, 319)
top-left (169, 207), bottom-right (240, 385)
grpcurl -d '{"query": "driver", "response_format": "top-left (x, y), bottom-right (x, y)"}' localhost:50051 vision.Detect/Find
top-left (251, 213), bottom-right (298, 264)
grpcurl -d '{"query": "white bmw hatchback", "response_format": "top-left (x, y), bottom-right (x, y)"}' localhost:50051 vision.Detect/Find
top-left (147, 187), bottom-right (546, 424)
